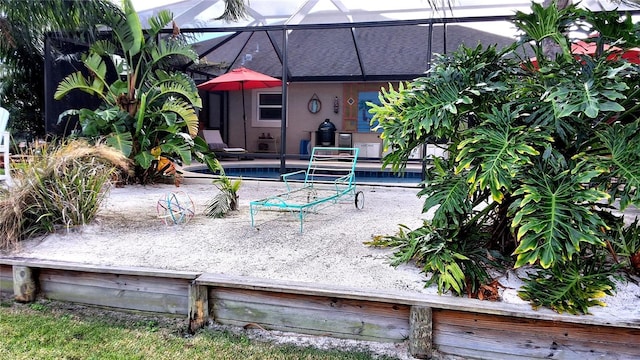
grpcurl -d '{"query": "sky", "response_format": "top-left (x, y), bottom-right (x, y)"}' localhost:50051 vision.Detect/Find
top-left (121, 0), bottom-right (639, 40)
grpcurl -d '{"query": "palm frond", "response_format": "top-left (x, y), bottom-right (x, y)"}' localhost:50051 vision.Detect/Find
top-left (146, 10), bottom-right (174, 37)
top-left (205, 175), bottom-right (241, 218)
top-left (54, 71), bottom-right (106, 101)
top-left (215, 0), bottom-right (248, 21)
top-left (150, 40), bottom-right (198, 66)
top-left (159, 98), bottom-right (200, 137)
top-left (153, 70), bottom-right (201, 106)
top-left (204, 192), bottom-right (234, 218)
top-left (89, 39), bottom-right (118, 58)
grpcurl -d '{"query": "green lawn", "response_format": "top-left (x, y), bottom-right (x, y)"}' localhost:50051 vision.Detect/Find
top-left (0, 299), bottom-right (397, 360)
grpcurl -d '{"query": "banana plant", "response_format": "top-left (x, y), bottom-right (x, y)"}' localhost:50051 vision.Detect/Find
top-left (54, 0), bottom-right (218, 183)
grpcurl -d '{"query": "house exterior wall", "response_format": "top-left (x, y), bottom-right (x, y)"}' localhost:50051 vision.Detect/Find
top-left (220, 82), bottom-right (395, 156)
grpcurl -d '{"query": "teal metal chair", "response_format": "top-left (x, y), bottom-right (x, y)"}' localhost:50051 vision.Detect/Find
top-left (250, 147), bottom-right (364, 232)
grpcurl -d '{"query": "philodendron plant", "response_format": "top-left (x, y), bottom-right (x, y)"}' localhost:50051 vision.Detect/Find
top-left (54, 0), bottom-right (220, 184)
top-left (367, 2), bottom-right (640, 314)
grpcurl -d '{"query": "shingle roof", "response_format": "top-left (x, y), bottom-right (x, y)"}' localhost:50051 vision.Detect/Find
top-left (191, 24), bottom-right (517, 81)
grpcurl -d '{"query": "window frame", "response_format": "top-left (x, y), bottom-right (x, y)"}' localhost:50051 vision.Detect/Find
top-left (252, 88), bottom-right (285, 128)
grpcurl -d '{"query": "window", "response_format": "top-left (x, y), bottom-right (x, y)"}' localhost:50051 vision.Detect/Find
top-left (253, 89), bottom-right (284, 127)
top-left (357, 91), bottom-right (381, 132)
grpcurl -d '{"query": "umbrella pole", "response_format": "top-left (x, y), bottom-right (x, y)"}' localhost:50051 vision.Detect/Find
top-left (241, 83), bottom-right (247, 149)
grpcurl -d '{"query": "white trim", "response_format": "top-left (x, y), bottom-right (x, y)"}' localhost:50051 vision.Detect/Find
top-left (252, 88), bottom-right (286, 128)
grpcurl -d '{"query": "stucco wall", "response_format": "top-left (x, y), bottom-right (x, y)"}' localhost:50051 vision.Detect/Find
top-left (214, 82), bottom-right (393, 156)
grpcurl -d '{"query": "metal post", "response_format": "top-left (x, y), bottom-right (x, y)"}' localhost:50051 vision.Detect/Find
top-left (279, 28), bottom-right (289, 175)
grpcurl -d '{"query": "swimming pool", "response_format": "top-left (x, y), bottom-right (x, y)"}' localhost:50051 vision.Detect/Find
top-left (189, 165), bottom-right (423, 184)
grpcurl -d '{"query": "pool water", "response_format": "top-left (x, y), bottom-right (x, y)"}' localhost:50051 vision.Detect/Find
top-left (192, 166), bottom-right (423, 184)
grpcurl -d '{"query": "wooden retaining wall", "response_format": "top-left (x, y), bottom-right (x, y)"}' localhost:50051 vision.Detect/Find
top-left (1, 257), bottom-right (639, 360)
top-left (0, 263), bottom-right (13, 294)
top-left (0, 258), bottom-right (199, 315)
top-left (196, 273), bottom-right (640, 359)
top-left (433, 309), bottom-right (640, 360)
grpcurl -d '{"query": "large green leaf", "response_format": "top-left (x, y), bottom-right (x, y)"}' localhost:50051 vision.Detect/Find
top-left (158, 138), bottom-right (192, 165)
top-left (510, 163), bottom-right (609, 268)
top-left (455, 105), bottom-right (550, 203)
top-left (546, 75), bottom-right (627, 121)
top-left (419, 163), bottom-right (472, 230)
top-left (122, 0), bottom-right (143, 56)
top-left (518, 251), bottom-right (618, 314)
top-left (593, 121), bottom-right (640, 210)
top-left (106, 130), bottom-right (133, 157)
top-left (370, 43), bottom-right (513, 174)
top-left (513, 2), bottom-right (577, 64)
top-left (81, 53), bottom-right (109, 94)
top-left (134, 150), bottom-right (155, 170)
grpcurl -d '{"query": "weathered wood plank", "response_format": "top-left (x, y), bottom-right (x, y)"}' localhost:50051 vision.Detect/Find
top-left (0, 257), bottom-right (199, 279)
top-left (0, 264), bottom-right (13, 294)
top-left (198, 271), bottom-right (418, 302)
top-left (218, 316), bottom-right (407, 343)
top-left (13, 266), bottom-right (37, 302)
top-left (212, 296), bottom-right (408, 338)
top-left (436, 330), bottom-right (634, 360)
top-left (409, 306), bottom-right (432, 359)
top-left (433, 309), bottom-right (640, 359)
top-left (210, 287), bottom-right (409, 342)
top-left (40, 281), bottom-right (188, 314)
top-left (212, 299), bottom-right (408, 341)
top-left (189, 284), bottom-right (209, 333)
top-left (435, 309), bottom-right (640, 347)
top-left (436, 345), bottom-right (534, 360)
top-left (40, 269), bottom-right (188, 296)
top-left (196, 272), bottom-right (640, 329)
top-left (212, 287), bottom-right (409, 320)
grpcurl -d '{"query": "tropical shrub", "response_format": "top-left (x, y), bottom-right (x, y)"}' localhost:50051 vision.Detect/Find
top-left (0, 139), bottom-right (130, 249)
top-left (54, 0), bottom-right (220, 184)
top-left (205, 172), bottom-right (242, 218)
top-left (367, 3), bottom-right (640, 313)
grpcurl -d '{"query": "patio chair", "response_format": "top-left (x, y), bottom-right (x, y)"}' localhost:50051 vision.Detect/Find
top-left (201, 129), bottom-right (248, 158)
top-left (0, 107), bottom-right (11, 184)
top-left (250, 147), bottom-right (364, 232)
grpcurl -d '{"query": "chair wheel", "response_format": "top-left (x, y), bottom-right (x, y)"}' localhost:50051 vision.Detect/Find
top-left (355, 191), bottom-right (364, 209)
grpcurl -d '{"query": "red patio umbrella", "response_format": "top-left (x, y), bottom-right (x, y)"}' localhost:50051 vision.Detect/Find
top-left (527, 39), bottom-right (640, 69)
top-left (197, 67), bottom-right (282, 149)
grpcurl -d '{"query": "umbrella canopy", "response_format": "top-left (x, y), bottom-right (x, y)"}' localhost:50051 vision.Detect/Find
top-left (528, 40), bottom-right (640, 69)
top-left (197, 67), bottom-right (282, 91)
top-left (197, 67), bottom-right (282, 149)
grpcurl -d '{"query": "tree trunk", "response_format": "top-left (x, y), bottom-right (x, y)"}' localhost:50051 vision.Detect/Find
top-left (541, 0), bottom-right (572, 61)
top-left (543, 0), bottom-right (571, 8)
